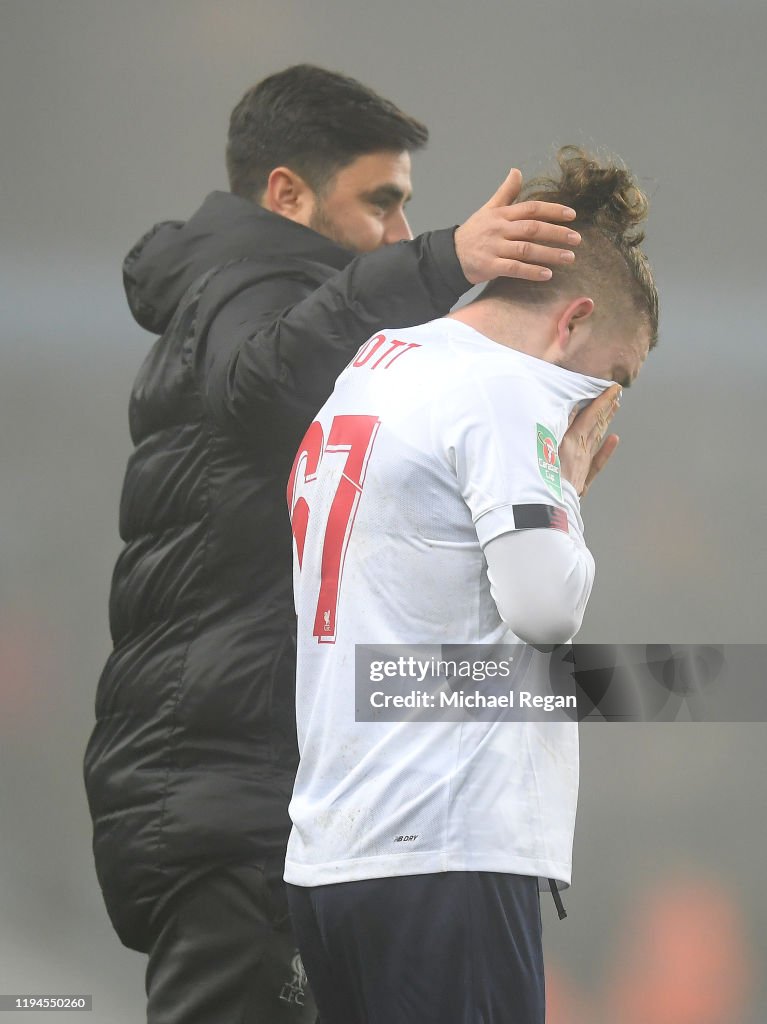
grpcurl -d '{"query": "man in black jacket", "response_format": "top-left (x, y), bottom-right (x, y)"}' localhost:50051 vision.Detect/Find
top-left (84, 65), bottom-right (581, 1023)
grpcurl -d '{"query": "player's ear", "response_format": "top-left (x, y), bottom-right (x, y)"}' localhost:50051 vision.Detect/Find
top-left (262, 166), bottom-right (316, 225)
top-left (555, 297), bottom-right (595, 352)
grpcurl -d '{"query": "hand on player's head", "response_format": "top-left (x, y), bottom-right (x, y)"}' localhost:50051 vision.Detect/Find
top-left (454, 167), bottom-right (582, 286)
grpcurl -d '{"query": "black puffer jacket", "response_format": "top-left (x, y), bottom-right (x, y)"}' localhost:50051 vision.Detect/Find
top-left (83, 191), bottom-right (469, 951)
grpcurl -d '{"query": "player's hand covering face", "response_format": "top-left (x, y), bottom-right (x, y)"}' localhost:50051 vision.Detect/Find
top-left (560, 383), bottom-right (622, 497)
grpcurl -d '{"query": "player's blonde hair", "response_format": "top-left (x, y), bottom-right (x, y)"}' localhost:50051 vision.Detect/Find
top-left (487, 146), bottom-right (659, 345)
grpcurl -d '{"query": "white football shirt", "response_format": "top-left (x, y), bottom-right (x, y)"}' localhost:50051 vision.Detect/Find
top-left (284, 317), bottom-right (611, 888)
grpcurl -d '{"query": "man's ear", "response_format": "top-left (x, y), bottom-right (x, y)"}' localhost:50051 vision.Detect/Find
top-left (555, 296), bottom-right (595, 353)
top-left (262, 166), bottom-right (315, 224)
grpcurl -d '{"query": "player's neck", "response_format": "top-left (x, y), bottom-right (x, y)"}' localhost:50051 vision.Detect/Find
top-left (447, 298), bottom-right (552, 361)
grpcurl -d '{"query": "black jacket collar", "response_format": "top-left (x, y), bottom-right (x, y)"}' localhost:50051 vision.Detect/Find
top-left (123, 191), bottom-right (354, 334)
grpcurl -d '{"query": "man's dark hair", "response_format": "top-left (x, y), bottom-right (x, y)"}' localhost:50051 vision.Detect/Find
top-left (226, 64), bottom-right (429, 201)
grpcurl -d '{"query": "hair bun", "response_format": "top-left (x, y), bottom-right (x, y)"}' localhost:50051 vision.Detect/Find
top-left (524, 145), bottom-right (649, 246)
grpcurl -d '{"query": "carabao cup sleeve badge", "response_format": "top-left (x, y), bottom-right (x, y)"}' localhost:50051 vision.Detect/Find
top-left (536, 423), bottom-right (563, 501)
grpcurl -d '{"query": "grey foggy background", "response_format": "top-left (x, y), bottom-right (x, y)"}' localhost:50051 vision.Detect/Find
top-left (1, 1), bottom-right (765, 1021)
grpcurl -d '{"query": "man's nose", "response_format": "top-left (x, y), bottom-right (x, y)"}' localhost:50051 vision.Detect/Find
top-left (384, 209), bottom-right (413, 244)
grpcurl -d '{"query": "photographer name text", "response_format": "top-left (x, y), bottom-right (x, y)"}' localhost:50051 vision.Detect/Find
top-left (370, 690), bottom-right (576, 711)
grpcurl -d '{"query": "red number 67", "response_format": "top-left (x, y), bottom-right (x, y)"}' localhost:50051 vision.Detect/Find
top-left (287, 414), bottom-right (380, 643)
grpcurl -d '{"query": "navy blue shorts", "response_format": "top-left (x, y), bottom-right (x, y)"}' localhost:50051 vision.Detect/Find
top-left (286, 872), bottom-right (544, 1024)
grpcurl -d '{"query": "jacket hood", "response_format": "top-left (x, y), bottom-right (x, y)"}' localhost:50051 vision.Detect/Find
top-left (123, 191), bottom-right (353, 334)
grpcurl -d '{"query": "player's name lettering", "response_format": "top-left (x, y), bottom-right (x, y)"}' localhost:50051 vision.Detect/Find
top-left (352, 333), bottom-right (421, 371)
top-left (369, 690), bottom-right (576, 711)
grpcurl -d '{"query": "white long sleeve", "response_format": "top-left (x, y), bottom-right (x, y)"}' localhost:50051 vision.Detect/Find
top-left (484, 484), bottom-right (595, 645)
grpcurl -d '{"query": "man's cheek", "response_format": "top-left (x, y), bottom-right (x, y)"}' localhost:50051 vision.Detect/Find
top-left (354, 224), bottom-right (385, 253)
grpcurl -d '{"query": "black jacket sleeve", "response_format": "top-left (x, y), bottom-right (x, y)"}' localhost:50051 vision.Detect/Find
top-left (202, 227), bottom-right (469, 435)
